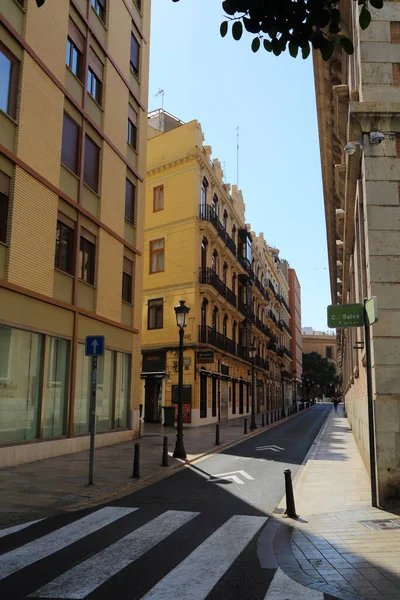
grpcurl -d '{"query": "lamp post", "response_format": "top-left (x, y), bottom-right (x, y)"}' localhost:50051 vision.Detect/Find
top-left (173, 300), bottom-right (190, 459)
top-left (280, 363), bottom-right (285, 418)
top-left (249, 345), bottom-right (257, 430)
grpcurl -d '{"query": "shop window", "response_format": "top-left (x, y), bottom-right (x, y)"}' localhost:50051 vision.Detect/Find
top-left (148, 298), bottom-right (163, 330)
top-left (74, 344), bottom-right (91, 434)
top-left (43, 337), bottom-right (70, 438)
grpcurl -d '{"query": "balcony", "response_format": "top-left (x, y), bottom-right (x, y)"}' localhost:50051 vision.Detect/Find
top-left (266, 309), bottom-right (278, 326)
top-left (267, 341), bottom-right (277, 353)
top-left (199, 204), bottom-right (236, 259)
top-left (276, 346), bottom-right (285, 358)
top-left (254, 355), bottom-right (270, 371)
top-left (284, 347), bottom-right (293, 360)
top-left (198, 325), bottom-right (236, 355)
top-left (282, 297), bottom-right (291, 315)
top-left (199, 267), bottom-right (236, 308)
top-left (268, 280), bottom-right (276, 296)
top-left (238, 254), bottom-right (255, 280)
top-left (282, 321), bottom-right (292, 336)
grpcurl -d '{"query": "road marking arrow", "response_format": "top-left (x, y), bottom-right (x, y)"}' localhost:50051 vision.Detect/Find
top-left (255, 445), bottom-right (285, 452)
top-left (209, 470), bottom-right (255, 485)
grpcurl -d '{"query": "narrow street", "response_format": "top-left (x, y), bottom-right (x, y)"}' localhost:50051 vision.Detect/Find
top-left (0, 405), bottom-right (331, 600)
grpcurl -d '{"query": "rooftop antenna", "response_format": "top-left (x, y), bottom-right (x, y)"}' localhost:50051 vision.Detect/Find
top-left (234, 126), bottom-right (239, 188)
top-left (155, 88), bottom-right (165, 132)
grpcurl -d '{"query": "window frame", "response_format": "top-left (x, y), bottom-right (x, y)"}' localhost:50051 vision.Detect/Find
top-left (0, 44), bottom-right (20, 120)
top-left (61, 112), bottom-right (80, 175)
top-left (66, 37), bottom-right (83, 81)
top-left (148, 298), bottom-right (163, 330)
top-left (87, 67), bottom-right (102, 105)
top-left (79, 233), bottom-right (96, 285)
top-left (0, 171), bottom-right (10, 245)
top-left (122, 257), bottom-right (133, 304)
top-left (153, 185), bottom-right (164, 212)
top-left (127, 104), bottom-right (138, 150)
top-left (83, 135), bottom-right (100, 194)
top-left (125, 178), bottom-right (136, 225)
top-left (55, 217), bottom-right (75, 275)
top-left (149, 238), bottom-right (165, 274)
top-left (91, 0), bottom-right (106, 23)
top-left (130, 33), bottom-right (140, 77)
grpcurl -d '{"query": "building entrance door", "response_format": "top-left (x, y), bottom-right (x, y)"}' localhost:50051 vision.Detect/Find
top-left (144, 378), bottom-right (162, 422)
top-left (220, 380), bottom-right (228, 420)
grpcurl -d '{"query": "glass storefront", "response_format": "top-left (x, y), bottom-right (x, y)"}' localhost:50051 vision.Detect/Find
top-left (43, 337), bottom-right (70, 438)
top-left (74, 343), bottom-right (91, 434)
top-left (115, 353), bottom-right (130, 428)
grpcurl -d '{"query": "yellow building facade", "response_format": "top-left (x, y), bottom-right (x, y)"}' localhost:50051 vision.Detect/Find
top-left (141, 111), bottom-right (293, 427)
top-left (0, 0), bottom-right (150, 466)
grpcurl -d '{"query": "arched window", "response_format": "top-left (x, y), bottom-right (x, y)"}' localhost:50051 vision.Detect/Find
top-left (232, 321), bottom-right (237, 345)
top-left (201, 177), bottom-right (208, 207)
top-left (231, 224), bottom-right (236, 244)
top-left (212, 306), bottom-right (219, 331)
top-left (201, 237), bottom-right (208, 270)
top-left (212, 194), bottom-right (219, 217)
top-left (232, 272), bottom-right (236, 294)
top-left (222, 262), bottom-right (228, 285)
top-left (201, 298), bottom-right (208, 329)
top-left (211, 249), bottom-right (219, 274)
top-left (222, 209), bottom-right (228, 230)
top-left (223, 314), bottom-right (228, 338)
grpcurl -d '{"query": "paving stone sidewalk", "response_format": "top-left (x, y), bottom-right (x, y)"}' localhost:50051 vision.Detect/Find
top-left (270, 405), bottom-right (400, 600)
top-left (0, 409), bottom-right (289, 528)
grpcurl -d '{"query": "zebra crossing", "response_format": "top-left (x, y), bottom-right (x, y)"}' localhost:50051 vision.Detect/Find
top-left (0, 505), bottom-right (269, 600)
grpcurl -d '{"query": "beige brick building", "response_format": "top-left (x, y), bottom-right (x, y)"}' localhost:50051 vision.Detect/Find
top-left (0, 0), bottom-right (150, 466)
top-left (314, 0), bottom-right (400, 504)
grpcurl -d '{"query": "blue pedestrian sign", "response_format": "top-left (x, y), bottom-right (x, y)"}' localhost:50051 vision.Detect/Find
top-left (85, 335), bottom-right (105, 357)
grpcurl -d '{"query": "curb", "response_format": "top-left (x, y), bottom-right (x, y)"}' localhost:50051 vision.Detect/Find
top-left (64, 406), bottom-right (315, 512)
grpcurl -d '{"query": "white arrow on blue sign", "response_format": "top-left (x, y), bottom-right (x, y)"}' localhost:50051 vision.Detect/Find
top-left (85, 335), bottom-right (105, 357)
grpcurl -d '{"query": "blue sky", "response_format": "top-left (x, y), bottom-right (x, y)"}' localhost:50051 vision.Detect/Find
top-left (148, 0), bottom-right (332, 332)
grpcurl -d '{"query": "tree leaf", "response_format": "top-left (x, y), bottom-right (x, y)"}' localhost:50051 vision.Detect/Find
top-left (289, 41), bottom-right (298, 58)
top-left (340, 37), bottom-right (354, 55)
top-left (232, 20), bottom-right (243, 41)
top-left (302, 43), bottom-right (310, 60)
top-left (359, 6), bottom-right (371, 30)
top-left (263, 39), bottom-right (272, 52)
top-left (321, 40), bottom-right (334, 61)
top-left (220, 21), bottom-right (228, 38)
top-left (370, 0), bottom-right (383, 8)
top-left (251, 37), bottom-right (260, 52)
top-left (222, 0), bottom-right (236, 16)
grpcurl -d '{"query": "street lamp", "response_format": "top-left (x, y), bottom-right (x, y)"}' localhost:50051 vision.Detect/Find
top-left (280, 363), bottom-right (285, 419)
top-left (173, 300), bottom-right (190, 459)
top-left (248, 345), bottom-right (257, 431)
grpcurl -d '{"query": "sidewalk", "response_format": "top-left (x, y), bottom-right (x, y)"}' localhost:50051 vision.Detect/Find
top-left (267, 404), bottom-right (400, 600)
top-left (0, 409), bottom-right (289, 528)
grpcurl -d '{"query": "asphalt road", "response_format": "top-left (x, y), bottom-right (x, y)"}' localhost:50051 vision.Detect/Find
top-left (0, 404), bottom-right (332, 600)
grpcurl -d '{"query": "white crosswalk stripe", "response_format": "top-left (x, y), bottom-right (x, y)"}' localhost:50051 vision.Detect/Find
top-left (140, 515), bottom-right (268, 600)
top-left (0, 519), bottom-right (44, 539)
top-left (30, 510), bottom-right (199, 599)
top-left (0, 506), bottom-right (137, 581)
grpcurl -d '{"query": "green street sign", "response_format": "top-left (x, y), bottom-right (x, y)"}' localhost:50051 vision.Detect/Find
top-left (327, 304), bottom-right (364, 328)
top-left (365, 297), bottom-right (378, 326)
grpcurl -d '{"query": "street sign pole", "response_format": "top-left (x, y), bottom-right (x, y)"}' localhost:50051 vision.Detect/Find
top-left (88, 355), bottom-right (97, 486)
top-left (364, 298), bottom-right (378, 508)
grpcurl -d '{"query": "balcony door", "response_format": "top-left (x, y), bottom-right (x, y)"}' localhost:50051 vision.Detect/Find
top-left (201, 237), bottom-right (208, 270)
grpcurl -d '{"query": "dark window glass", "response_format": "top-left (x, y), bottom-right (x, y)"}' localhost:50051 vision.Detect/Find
top-left (55, 220), bottom-right (74, 275)
top-left (134, 0), bottom-right (142, 10)
top-left (61, 113), bottom-right (80, 175)
top-left (87, 68), bottom-right (102, 105)
top-left (326, 346), bottom-right (333, 359)
top-left (200, 373), bottom-right (207, 418)
top-left (0, 171), bottom-right (10, 245)
top-left (91, 0), bottom-right (106, 21)
top-left (125, 179), bottom-right (135, 224)
top-left (122, 272), bottom-right (133, 304)
top-left (127, 119), bottom-right (137, 149)
top-left (79, 237), bottom-right (95, 285)
top-left (0, 48), bottom-right (18, 119)
top-left (148, 298), bottom-right (163, 330)
top-left (130, 34), bottom-right (140, 75)
top-left (66, 38), bottom-right (82, 80)
top-left (212, 377), bottom-right (217, 417)
top-left (84, 136), bottom-right (100, 193)
top-left (232, 381), bottom-right (236, 414)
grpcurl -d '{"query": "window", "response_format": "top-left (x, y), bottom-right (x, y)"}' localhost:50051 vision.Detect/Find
top-left (0, 47), bottom-right (19, 119)
top-left (211, 249), bottom-right (218, 274)
top-left (44, 337), bottom-right (70, 438)
top-left (222, 262), bottom-right (228, 285)
top-left (122, 257), bottom-right (133, 304)
top-left (232, 273), bottom-right (236, 295)
top-left (200, 372), bottom-right (207, 418)
top-left (125, 178), bottom-right (136, 224)
top-left (134, 0), bottom-right (142, 10)
top-left (148, 298), bottom-right (163, 330)
top-left (61, 113), bottom-right (80, 175)
top-left (87, 68), bottom-right (102, 104)
top-left (223, 210), bottom-right (228, 230)
top-left (212, 306), bottom-right (218, 331)
top-left (130, 34), bottom-right (140, 76)
top-left (223, 314), bottom-right (228, 338)
top-left (92, 0), bottom-right (106, 22)
top-left (212, 194), bottom-right (219, 216)
top-left (0, 171), bottom-right (10, 244)
top-left (84, 135), bottom-right (100, 193)
top-left (55, 218), bottom-right (74, 275)
top-left (212, 376), bottom-right (217, 417)
top-left (66, 38), bottom-right (83, 80)
top-left (128, 105), bottom-right (138, 149)
top-left (201, 177), bottom-right (208, 206)
top-left (79, 232), bottom-right (95, 284)
top-left (150, 239), bottom-right (164, 273)
top-left (326, 346), bottom-right (333, 359)
top-left (153, 185), bottom-right (164, 212)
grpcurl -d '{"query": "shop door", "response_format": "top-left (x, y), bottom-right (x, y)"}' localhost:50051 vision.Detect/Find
top-left (144, 378), bottom-right (162, 423)
top-left (257, 381), bottom-right (263, 413)
top-left (220, 380), bottom-right (228, 420)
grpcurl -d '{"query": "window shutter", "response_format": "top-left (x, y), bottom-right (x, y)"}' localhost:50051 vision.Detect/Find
top-left (125, 179), bottom-right (135, 223)
top-left (84, 135), bottom-right (100, 193)
top-left (128, 104), bottom-right (137, 125)
top-left (123, 257), bottom-right (133, 275)
top-left (68, 18), bottom-right (85, 53)
top-left (61, 113), bottom-right (80, 175)
top-left (89, 47), bottom-right (104, 81)
top-left (0, 172), bottom-right (10, 196)
top-left (81, 227), bottom-right (96, 244)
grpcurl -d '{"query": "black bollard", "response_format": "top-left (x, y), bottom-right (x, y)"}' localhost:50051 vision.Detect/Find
top-left (132, 442), bottom-right (140, 478)
top-left (161, 436), bottom-right (169, 467)
top-left (215, 423), bottom-right (220, 446)
top-left (244, 418), bottom-right (247, 434)
top-left (284, 469), bottom-right (298, 518)
top-left (261, 413), bottom-right (265, 427)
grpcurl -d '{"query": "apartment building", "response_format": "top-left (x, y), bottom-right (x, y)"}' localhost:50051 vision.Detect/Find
top-left (302, 329), bottom-right (338, 367)
top-left (0, 0), bottom-right (150, 466)
top-left (314, 0), bottom-right (400, 504)
top-left (141, 110), bottom-right (293, 427)
top-left (288, 268), bottom-right (302, 400)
